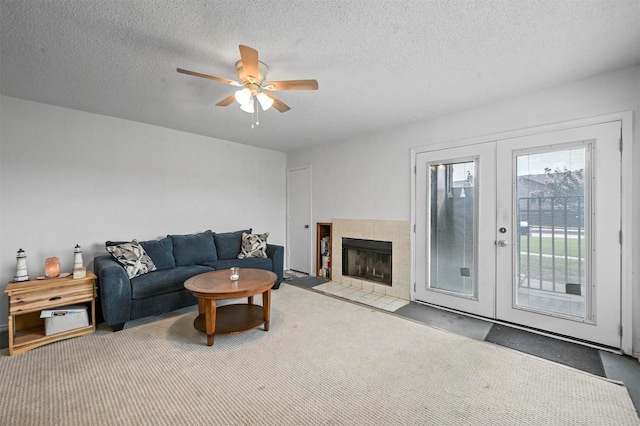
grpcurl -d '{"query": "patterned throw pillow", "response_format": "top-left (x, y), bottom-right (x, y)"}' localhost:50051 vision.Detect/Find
top-left (237, 232), bottom-right (269, 259)
top-left (106, 240), bottom-right (157, 279)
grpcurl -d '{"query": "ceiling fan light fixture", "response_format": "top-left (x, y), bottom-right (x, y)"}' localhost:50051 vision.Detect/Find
top-left (235, 88), bottom-right (252, 106)
top-left (240, 100), bottom-right (255, 114)
top-left (256, 92), bottom-right (274, 111)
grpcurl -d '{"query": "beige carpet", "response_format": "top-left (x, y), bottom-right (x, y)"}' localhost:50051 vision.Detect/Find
top-left (1, 284), bottom-right (638, 426)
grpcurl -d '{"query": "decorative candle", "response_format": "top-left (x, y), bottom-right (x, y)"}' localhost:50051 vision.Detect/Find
top-left (230, 267), bottom-right (239, 281)
top-left (45, 257), bottom-right (61, 278)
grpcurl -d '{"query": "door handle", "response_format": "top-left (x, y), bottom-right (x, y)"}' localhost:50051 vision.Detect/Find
top-left (498, 240), bottom-right (508, 247)
top-left (304, 225), bottom-right (309, 229)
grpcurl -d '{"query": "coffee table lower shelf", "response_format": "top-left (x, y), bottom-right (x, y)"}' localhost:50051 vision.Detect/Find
top-left (193, 304), bottom-right (267, 336)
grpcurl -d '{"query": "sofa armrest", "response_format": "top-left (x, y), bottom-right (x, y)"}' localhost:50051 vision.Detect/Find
top-left (93, 255), bottom-right (132, 327)
top-left (265, 244), bottom-right (284, 288)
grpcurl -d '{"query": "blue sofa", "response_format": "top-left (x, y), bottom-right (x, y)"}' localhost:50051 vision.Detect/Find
top-left (93, 229), bottom-right (284, 331)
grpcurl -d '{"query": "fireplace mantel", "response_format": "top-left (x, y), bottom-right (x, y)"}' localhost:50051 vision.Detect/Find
top-left (331, 219), bottom-right (411, 300)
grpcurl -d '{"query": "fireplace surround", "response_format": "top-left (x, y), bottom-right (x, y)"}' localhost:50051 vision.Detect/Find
top-left (331, 219), bottom-right (411, 300)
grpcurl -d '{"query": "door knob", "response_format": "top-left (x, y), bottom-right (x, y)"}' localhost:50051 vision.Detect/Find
top-left (498, 240), bottom-right (508, 247)
top-left (304, 225), bottom-right (309, 229)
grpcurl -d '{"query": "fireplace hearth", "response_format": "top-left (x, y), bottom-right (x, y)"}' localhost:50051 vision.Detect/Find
top-left (342, 238), bottom-right (392, 286)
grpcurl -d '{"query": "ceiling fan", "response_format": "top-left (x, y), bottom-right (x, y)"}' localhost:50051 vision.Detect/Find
top-left (177, 44), bottom-right (318, 114)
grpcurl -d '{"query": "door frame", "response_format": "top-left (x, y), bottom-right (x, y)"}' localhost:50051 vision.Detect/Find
top-left (286, 164), bottom-right (313, 274)
top-left (410, 111), bottom-right (633, 354)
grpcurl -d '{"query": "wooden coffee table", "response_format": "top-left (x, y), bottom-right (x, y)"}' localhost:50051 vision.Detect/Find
top-left (184, 268), bottom-right (277, 346)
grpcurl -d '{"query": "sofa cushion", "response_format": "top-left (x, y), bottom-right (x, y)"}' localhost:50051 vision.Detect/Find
top-left (106, 240), bottom-right (156, 279)
top-left (139, 237), bottom-right (175, 270)
top-left (169, 230), bottom-right (217, 266)
top-left (238, 232), bottom-right (269, 259)
top-left (201, 257), bottom-right (272, 272)
top-left (130, 265), bottom-right (214, 299)
top-left (213, 229), bottom-right (251, 260)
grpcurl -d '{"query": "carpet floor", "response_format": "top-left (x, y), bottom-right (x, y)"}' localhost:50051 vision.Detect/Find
top-left (485, 324), bottom-right (607, 377)
top-left (1, 284), bottom-right (638, 425)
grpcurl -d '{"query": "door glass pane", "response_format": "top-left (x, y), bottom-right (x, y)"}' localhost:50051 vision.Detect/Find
top-left (515, 147), bottom-right (587, 319)
top-left (429, 161), bottom-right (475, 296)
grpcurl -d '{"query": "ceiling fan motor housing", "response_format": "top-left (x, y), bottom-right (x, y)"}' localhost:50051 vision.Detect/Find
top-left (235, 60), bottom-right (269, 95)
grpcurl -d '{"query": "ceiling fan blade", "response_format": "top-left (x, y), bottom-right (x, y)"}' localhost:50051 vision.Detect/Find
top-left (264, 92), bottom-right (290, 113)
top-left (239, 45), bottom-right (259, 80)
top-left (216, 94), bottom-right (236, 107)
top-left (263, 80), bottom-right (319, 91)
top-left (177, 68), bottom-right (241, 86)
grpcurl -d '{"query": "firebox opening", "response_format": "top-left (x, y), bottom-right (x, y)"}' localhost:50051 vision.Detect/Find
top-left (342, 238), bottom-right (392, 286)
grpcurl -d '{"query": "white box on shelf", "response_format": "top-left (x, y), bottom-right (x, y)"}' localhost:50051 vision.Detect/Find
top-left (41, 305), bottom-right (89, 335)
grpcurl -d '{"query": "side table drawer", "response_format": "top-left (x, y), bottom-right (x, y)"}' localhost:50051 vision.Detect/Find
top-left (9, 283), bottom-right (94, 315)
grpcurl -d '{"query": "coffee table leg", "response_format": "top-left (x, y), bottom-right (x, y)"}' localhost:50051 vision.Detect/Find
top-left (205, 299), bottom-right (216, 346)
top-left (262, 289), bottom-right (271, 331)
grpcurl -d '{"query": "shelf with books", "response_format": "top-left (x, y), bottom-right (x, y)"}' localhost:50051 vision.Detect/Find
top-left (316, 222), bottom-right (332, 280)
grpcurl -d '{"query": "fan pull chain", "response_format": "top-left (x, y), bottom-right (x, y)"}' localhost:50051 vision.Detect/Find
top-left (250, 97), bottom-right (260, 128)
top-left (255, 97), bottom-right (260, 126)
top-left (251, 97), bottom-right (255, 128)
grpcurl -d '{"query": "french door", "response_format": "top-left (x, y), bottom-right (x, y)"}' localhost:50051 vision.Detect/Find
top-left (415, 121), bottom-right (622, 348)
top-left (415, 142), bottom-right (497, 318)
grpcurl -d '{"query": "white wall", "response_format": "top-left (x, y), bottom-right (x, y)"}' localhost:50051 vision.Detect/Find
top-left (287, 65), bottom-right (640, 356)
top-left (0, 96), bottom-right (287, 328)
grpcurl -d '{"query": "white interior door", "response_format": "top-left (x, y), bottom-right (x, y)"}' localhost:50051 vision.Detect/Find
top-left (415, 121), bottom-right (622, 348)
top-left (287, 166), bottom-right (312, 274)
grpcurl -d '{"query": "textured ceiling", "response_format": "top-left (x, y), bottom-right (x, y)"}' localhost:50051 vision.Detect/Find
top-left (2, 1), bottom-right (639, 152)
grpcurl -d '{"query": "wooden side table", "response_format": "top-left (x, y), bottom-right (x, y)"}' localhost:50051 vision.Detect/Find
top-left (5, 271), bottom-right (96, 356)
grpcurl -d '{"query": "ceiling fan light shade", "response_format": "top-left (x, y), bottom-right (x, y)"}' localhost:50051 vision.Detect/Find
top-left (256, 92), bottom-right (274, 111)
top-left (240, 100), bottom-right (255, 113)
top-left (234, 88), bottom-right (252, 106)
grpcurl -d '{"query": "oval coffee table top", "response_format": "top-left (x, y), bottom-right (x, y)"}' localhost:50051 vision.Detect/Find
top-left (184, 268), bottom-right (277, 299)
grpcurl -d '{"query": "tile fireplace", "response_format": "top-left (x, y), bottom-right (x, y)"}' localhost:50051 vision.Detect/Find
top-left (331, 219), bottom-right (411, 300)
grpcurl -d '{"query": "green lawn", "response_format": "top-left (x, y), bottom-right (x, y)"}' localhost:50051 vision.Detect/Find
top-left (518, 235), bottom-right (585, 285)
top-left (518, 255), bottom-right (583, 285)
top-left (519, 235), bottom-right (584, 257)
